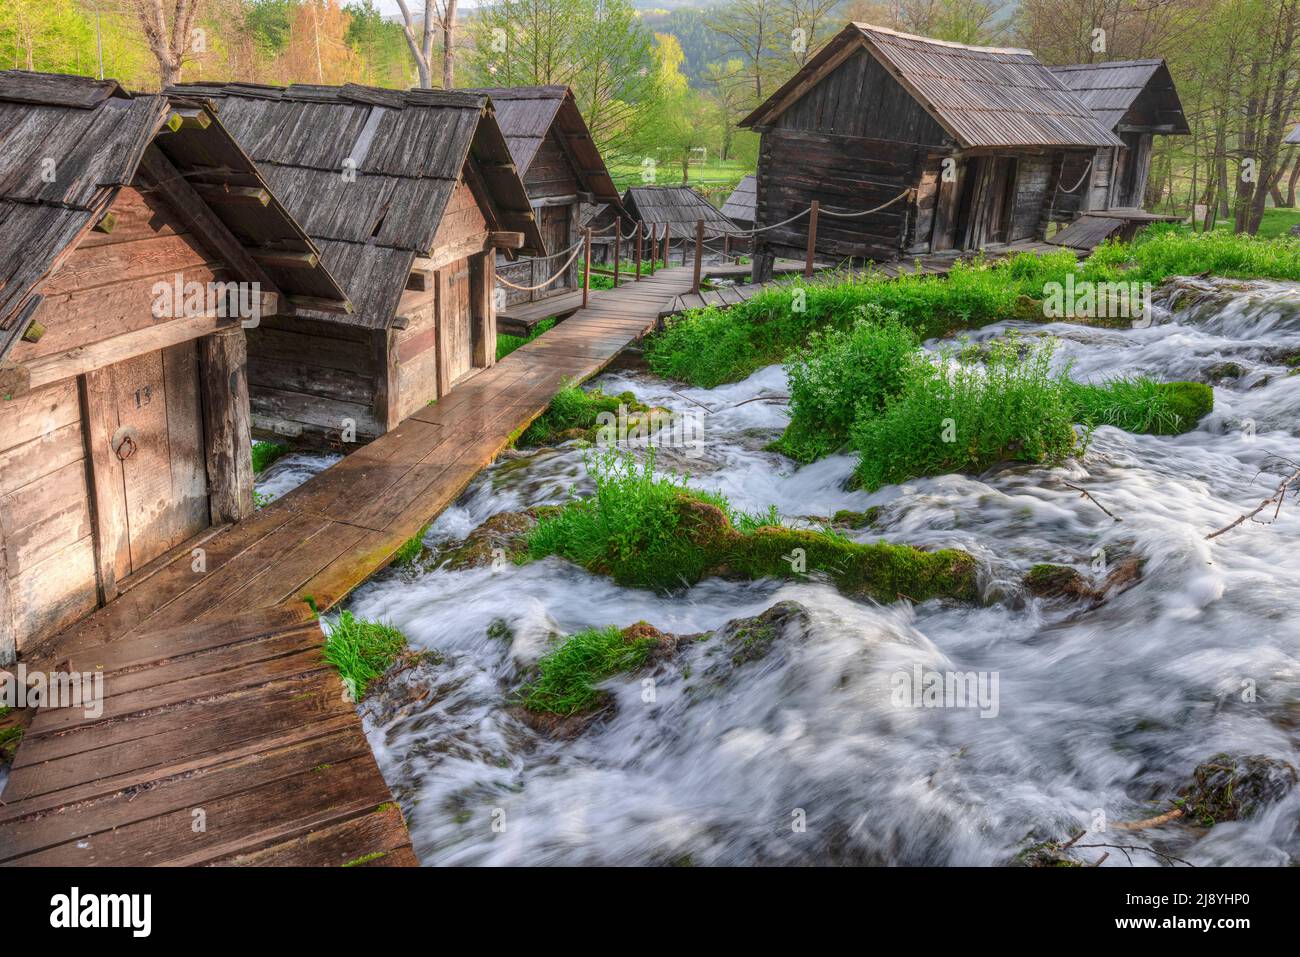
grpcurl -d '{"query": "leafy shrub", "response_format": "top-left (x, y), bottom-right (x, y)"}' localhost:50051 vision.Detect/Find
top-left (774, 306), bottom-right (922, 462)
top-left (251, 440), bottom-right (289, 474)
top-left (851, 334), bottom-right (1079, 491)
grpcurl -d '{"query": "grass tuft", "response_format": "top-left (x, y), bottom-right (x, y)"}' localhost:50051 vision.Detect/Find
top-left (322, 610), bottom-right (408, 700)
top-left (518, 625), bottom-right (658, 716)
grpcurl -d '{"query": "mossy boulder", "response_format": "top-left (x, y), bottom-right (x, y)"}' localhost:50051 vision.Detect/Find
top-left (516, 385), bottom-right (670, 448)
top-left (831, 507), bottom-right (881, 529)
top-left (1150, 381), bottom-right (1213, 435)
top-left (1023, 557), bottom-right (1144, 604)
top-left (435, 510), bottom-right (540, 571)
top-left (1203, 361), bottom-right (1246, 384)
top-left (1177, 753), bottom-right (1298, 826)
top-left (715, 601), bottom-right (812, 667)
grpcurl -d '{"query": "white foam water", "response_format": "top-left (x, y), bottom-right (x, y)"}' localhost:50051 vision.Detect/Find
top-left (335, 278), bottom-right (1300, 866)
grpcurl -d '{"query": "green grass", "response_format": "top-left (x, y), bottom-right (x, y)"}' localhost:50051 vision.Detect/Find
top-left (517, 625), bottom-right (658, 715)
top-left (322, 610), bottom-right (408, 700)
top-left (772, 306), bottom-right (923, 462)
top-left (1066, 378), bottom-right (1213, 436)
top-left (516, 382), bottom-right (652, 447)
top-left (393, 523), bottom-right (431, 565)
top-left (0, 725), bottom-right (23, 763)
top-left (1165, 207), bottom-right (1300, 240)
top-left (648, 230), bottom-right (1300, 389)
top-left (851, 335), bottom-right (1080, 492)
top-left (496, 316), bottom-right (557, 362)
top-left (251, 440), bottom-right (289, 474)
top-left (527, 447), bottom-right (978, 601)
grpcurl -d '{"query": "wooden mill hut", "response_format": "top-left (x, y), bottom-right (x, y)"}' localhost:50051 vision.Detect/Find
top-left (590, 185), bottom-right (744, 264)
top-left (0, 71), bottom-right (350, 662)
top-left (169, 82), bottom-right (545, 448)
top-left (1049, 60), bottom-right (1189, 214)
top-left (721, 175), bottom-right (757, 231)
top-left (464, 86), bottom-right (624, 314)
top-left (739, 22), bottom-right (1123, 279)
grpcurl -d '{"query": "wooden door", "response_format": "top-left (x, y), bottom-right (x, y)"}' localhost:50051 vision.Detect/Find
top-left (88, 343), bottom-right (211, 583)
top-left (439, 259), bottom-right (474, 387)
top-left (538, 204), bottom-right (572, 295)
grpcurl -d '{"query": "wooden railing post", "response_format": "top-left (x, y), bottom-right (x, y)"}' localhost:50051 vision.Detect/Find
top-left (804, 200), bottom-right (819, 279)
top-left (691, 219), bottom-right (704, 294)
top-left (724, 232), bottom-right (730, 262)
top-left (583, 227), bottom-right (591, 308)
top-left (662, 227), bottom-right (669, 270)
top-left (635, 222), bottom-right (643, 281)
top-left (613, 218), bottom-right (621, 287)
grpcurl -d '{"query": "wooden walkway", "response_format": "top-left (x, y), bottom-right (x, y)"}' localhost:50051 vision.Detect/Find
top-left (664, 242), bottom-right (1074, 315)
top-left (0, 265), bottom-right (701, 868)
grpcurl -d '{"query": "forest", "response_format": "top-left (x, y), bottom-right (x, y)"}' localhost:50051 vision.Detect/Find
top-left (2, 0), bottom-right (1298, 232)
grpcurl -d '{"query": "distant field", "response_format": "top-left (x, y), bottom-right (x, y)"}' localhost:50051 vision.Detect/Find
top-left (1168, 206), bottom-right (1300, 239)
top-left (609, 157), bottom-right (753, 205)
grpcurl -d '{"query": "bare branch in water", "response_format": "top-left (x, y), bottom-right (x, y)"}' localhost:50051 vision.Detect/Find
top-left (1206, 455), bottom-right (1300, 540)
top-left (1064, 481), bottom-right (1122, 522)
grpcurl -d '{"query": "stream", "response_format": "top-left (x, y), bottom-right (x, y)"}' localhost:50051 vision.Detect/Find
top-left (259, 277), bottom-right (1300, 866)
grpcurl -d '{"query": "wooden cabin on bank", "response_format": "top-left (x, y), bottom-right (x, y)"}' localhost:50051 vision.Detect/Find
top-left (0, 72), bottom-right (349, 662)
top-left (739, 23), bottom-right (1125, 279)
top-left (465, 86), bottom-right (624, 310)
top-left (1048, 60), bottom-right (1188, 235)
top-left (590, 185), bottom-right (744, 264)
top-left (170, 82), bottom-right (545, 449)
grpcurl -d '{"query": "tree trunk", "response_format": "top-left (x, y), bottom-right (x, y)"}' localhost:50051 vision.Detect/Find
top-left (441, 0), bottom-right (457, 89)
top-left (1288, 158), bottom-right (1300, 207)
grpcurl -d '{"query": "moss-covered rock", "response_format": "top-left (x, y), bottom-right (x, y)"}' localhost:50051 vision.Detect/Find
top-left (715, 601), bottom-right (812, 667)
top-left (1150, 381), bottom-right (1213, 435)
top-left (516, 384), bottom-right (670, 448)
top-left (1177, 753), bottom-right (1298, 826)
top-left (1023, 557), bottom-right (1144, 604)
top-left (435, 510), bottom-right (540, 570)
top-left (831, 507), bottom-right (881, 529)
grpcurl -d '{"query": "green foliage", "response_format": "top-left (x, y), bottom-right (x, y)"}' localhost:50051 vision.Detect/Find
top-left (496, 316), bottom-right (557, 361)
top-left (528, 448), bottom-right (978, 601)
top-left (322, 610), bottom-right (407, 700)
top-left (393, 523), bottom-right (431, 565)
top-left (251, 440), bottom-right (289, 474)
top-left (773, 306), bottom-right (922, 462)
top-left (851, 335), bottom-right (1079, 492)
top-left (517, 383), bottom-right (649, 446)
top-left (1066, 378), bottom-right (1213, 436)
top-left (518, 625), bottom-right (657, 715)
top-left (649, 231), bottom-right (1300, 389)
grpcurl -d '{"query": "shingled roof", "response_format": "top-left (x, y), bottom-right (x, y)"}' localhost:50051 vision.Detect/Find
top-left (616, 186), bottom-right (743, 240)
top-left (743, 22), bottom-right (1122, 150)
top-left (1050, 60), bottom-right (1189, 134)
top-left (0, 71), bottom-right (349, 363)
top-left (720, 175), bottom-right (756, 225)
top-left (170, 82), bottom-right (545, 330)
top-left (463, 85), bottom-right (623, 212)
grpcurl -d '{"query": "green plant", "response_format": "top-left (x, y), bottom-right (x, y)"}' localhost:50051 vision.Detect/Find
top-left (527, 448), bottom-right (978, 601)
top-left (773, 306), bottom-right (923, 462)
top-left (1066, 378), bottom-right (1213, 436)
top-left (517, 625), bottom-right (658, 715)
top-left (251, 440), bottom-right (289, 474)
top-left (851, 334), bottom-right (1079, 491)
top-left (516, 382), bottom-right (654, 447)
top-left (322, 610), bottom-right (408, 700)
top-left (496, 316), bottom-right (558, 361)
top-left (393, 523), bottom-right (431, 565)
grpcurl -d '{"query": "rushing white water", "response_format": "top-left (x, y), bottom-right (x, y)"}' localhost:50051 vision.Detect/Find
top-left (322, 277), bottom-right (1300, 867)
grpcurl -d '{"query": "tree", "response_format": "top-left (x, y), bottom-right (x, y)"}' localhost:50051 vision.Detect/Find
top-left (704, 0), bottom-right (783, 103)
top-left (394, 0), bottom-right (458, 88)
top-left (852, 0), bottom-right (1010, 45)
top-left (131, 0), bottom-right (203, 87)
top-left (466, 0), bottom-right (662, 162)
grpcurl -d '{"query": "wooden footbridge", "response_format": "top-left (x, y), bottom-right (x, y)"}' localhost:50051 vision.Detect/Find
top-left (0, 266), bottom-right (701, 868)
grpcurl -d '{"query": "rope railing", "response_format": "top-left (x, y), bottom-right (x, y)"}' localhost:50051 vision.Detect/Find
top-left (495, 241), bottom-right (584, 292)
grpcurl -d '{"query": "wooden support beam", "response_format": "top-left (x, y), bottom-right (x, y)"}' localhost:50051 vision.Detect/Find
top-left (470, 251), bottom-right (496, 370)
top-left (93, 212), bottom-right (116, 234)
top-left (20, 320), bottom-right (45, 344)
top-left (250, 249), bottom-right (319, 270)
top-left (137, 146), bottom-right (284, 302)
top-left (582, 228), bottom-right (591, 309)
top-left (199, 327), bottom-right (255, 525)
top-left (162, 109), bottom-right (212, 132)
top-left (79, 368), bottom-right (128, 607)
top-left (488, 231), bottom-right (524, 249)
top-left (482, 162), bottom-right (517, 174)
top-left (805, 200), bottom-right (820, 279)
top-left (692, 219), bottom-right (704, 294)
top-left (194, 185), bottom-right (271, 207)
top-left (285, 295), bottom-right (353, 315)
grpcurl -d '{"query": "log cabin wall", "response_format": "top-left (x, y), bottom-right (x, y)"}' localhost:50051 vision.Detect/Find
top-left (755, 48), bottom-right (951, 263)
top-left (2, 181), bottom-right (252, 657)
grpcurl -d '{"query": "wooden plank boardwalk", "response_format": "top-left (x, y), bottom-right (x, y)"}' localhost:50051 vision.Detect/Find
top-left (664, 242), bottom-right (1075, 315)
top-left (0, 265), bottom-right (701, 868)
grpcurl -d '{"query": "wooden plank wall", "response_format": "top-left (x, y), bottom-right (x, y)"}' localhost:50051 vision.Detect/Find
top-left (0, 380), bottom-right (98, 656)
top-left (246, 316), bottom-right (382, 448)
top-left (1010, 154), bottom-right (1054, 242)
